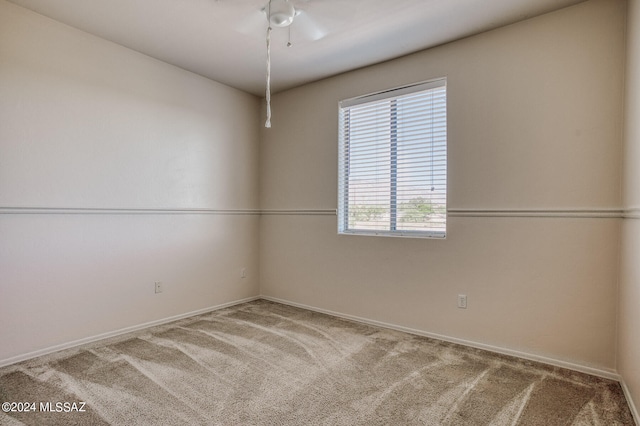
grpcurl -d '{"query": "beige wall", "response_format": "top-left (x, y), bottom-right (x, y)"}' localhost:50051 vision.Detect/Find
top-left (260, 0), bottom-right (626, 373)
top-left (620, 0), bottom-right (640, 418)
top-left (0, 1), bottom-right (261, 363)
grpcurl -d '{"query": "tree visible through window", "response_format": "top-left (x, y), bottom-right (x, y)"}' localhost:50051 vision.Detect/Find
top-left (338, 79), bottom-right (447, 238)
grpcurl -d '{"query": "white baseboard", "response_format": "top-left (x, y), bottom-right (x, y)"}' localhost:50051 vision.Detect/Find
top-left (0, 294), bottom-right (625, 385)
top-left (260, 295), bottom-right (621, 382)
top-left (620, 378), bottom-right (640, 426)
top-left (0, 296), bottom-right (260, 368)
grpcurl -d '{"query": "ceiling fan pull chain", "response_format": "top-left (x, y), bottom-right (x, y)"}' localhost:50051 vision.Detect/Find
top-left (265, 25), bottom-right (272, 128)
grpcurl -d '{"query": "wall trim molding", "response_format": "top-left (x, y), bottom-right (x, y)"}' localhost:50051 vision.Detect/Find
top-left (260, 295), bottom-right (621, 382)
top-left (624, 208), bottom-right (640, 219)
top-left (0, 207), bottom-right (336, 216)
top-left (1, 206), bottom-right (634, 218)
top-left (448, 208), bottom-right (624, 218)
top-left (2, 206), bottom-right (638, 220)
top-left (0, 206), bottom-right (262, 215)
top-left (0, 296), bottom-right (260, 368)
top-left (260, 209), bottom-right (337, 216)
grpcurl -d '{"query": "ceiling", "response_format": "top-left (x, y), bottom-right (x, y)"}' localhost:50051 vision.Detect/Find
top-left (8, 0), bottom-right (587, 96)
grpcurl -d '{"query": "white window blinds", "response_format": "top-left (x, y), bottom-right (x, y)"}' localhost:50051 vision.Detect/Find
top-left (338, 78), bottom-right (447, 238)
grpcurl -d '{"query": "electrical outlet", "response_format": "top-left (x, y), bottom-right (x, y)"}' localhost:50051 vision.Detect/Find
top-left (458, 294), bottom-right (467, 309)
top-left (241, 268), bottom-right (247, 279)
top-left (155, 281), bottom-right (163, 294)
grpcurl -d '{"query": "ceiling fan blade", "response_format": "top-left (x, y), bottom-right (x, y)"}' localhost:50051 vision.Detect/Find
top-left (292, 10), bottom-right (328, 41)
top-left (292, 0), bottom-right (359, 39)
top-left (234, 9), bottom-right (268, 36)
top-left (213, 0), bottom-right (268, 36)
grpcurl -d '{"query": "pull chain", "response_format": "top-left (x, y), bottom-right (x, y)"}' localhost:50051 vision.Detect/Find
top-left (265, 25), bottom-right (272, 128)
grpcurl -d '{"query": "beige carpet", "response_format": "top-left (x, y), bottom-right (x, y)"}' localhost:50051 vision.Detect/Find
top-left (0, 300), bottom-right (634, 425)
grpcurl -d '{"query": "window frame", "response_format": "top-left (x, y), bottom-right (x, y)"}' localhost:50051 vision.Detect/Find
top-left (337, 78), bottom-right (447, 239)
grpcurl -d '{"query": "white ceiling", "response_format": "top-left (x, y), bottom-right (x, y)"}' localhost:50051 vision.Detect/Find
top-left (8, 0), bottom-right (587, 96)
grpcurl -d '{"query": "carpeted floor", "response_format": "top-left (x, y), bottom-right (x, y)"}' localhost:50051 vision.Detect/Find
top-left (0, 300), bottom-right (635, 425)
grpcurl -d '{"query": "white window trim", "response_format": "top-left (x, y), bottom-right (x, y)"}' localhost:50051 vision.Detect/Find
top-left (337, 78), bottom-right (447, 239)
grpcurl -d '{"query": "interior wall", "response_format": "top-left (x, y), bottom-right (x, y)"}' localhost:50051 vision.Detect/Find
top-left (620, 0), bottom-right (640, 417)
top-left (0, 0), bottom-right (261, 364)
top-left (259, 0), bottom-right (626, 373)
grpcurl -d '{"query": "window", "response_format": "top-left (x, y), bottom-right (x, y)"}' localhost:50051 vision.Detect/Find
top-left (338, 78), bottom-right (447, 238)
